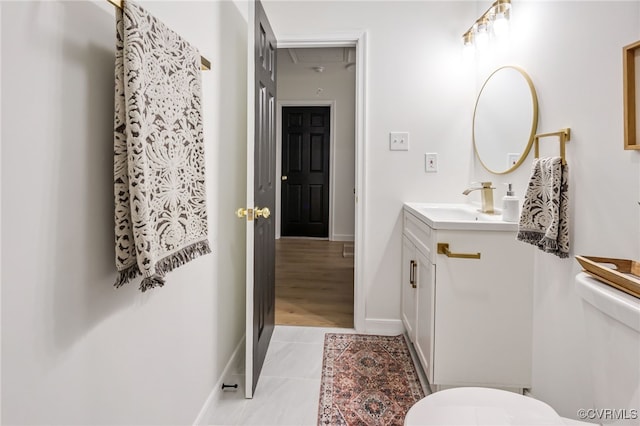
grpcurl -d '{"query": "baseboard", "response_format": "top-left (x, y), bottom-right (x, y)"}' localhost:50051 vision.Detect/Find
top-left (331, 234), bottom-right (354, 242)
top-left (193, 335), bottom-right (245, 425)
top-left (363, 318), bottom-right (404, 335)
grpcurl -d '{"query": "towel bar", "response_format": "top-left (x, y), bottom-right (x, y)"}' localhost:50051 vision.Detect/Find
top-left (534, 128), bottom-right (571, 165)
top-left (106, 0), bottom-right (211, 70)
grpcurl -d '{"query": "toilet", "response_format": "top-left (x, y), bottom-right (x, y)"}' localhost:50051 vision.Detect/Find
top-left (405, 272), bottom-right (640, 425)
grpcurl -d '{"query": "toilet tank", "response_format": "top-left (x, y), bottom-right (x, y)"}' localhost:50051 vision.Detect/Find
top-left (576, 272), bottom-right (640, 425)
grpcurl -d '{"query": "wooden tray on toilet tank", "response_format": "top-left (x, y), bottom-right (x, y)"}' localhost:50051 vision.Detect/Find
top-left (575, 256), bottom-right (640, 299)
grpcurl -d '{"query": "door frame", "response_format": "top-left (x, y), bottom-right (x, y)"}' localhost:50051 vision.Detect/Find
top-left (276, 101), bottom-right (336, 241)
top-left (276, 33), bottom-right (367, 332)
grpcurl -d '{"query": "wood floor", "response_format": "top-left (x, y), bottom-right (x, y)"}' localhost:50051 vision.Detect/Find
top-left (275, 239), bottom-right (354, 328)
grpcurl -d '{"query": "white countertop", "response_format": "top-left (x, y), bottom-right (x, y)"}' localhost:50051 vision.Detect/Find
top-left (404, 202), bottom-right (519, 231)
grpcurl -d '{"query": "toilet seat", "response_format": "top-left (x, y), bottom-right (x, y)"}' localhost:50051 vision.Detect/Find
top-left (404, 387), bottom-right (566, 425)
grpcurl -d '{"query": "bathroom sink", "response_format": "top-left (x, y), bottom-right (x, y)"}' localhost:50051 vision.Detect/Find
top-left (404, 203), bottom-right (518, 231)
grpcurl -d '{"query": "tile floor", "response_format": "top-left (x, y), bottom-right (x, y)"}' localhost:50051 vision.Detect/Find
top-left (202, 325), bottom-right (429, 425)
top-left (202, 325), bottom-right (357, 425)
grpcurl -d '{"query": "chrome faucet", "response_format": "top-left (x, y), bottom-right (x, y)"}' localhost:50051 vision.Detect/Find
top-left (463, 182), bottom-right (496, 214)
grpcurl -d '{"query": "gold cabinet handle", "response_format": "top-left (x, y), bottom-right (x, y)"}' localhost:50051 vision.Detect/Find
top-left (437, 243), bottom-right (481, 259)
top-left (255, 207), bottom-right (271, 219)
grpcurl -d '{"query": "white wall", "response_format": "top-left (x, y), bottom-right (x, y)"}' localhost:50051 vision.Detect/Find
top-left (0, 3), bottom-right (3, 422)
top-left (0, 1), bottom-right (247, 424)
top-left (264, 0), bottom-right (640, 419)
top-left (277, 50), bottom-right (356, 241)
top-left (468, 1), bottom-right (640, 418)
top-left (264, 0), bottom-right (477, 327)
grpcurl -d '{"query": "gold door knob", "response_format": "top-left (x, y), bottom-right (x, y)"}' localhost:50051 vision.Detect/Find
top-left (236, 208), bottom-right (248, 218)
top-left (255, 207), bottom-right (271, 219)
top-left (281, 176), bottom-right (288, 181)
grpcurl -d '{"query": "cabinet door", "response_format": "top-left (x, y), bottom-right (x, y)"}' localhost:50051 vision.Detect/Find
top-left (433, 230), bottom-right (533, 387)
top-left (415, 249), bottom-right (435, 383)
top-left (401, 235), bottom-right (418, 343)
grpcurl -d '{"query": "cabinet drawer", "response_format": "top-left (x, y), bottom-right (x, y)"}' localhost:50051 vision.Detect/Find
top-left (403, 210), bottom-right (433, 259)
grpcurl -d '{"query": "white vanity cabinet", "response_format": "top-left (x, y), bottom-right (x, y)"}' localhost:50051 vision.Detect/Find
top-left (402, 204), bottom-right (534, 391)
top-left (402, 209), bottom-right (436, 379)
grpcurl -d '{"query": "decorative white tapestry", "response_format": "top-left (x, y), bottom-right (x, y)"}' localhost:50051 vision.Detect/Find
top-left (113, 1), bottom-right (210, 291)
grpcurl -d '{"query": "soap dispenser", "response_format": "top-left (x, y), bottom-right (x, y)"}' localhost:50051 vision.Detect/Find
top-left (502, 183), bottom-right (520, 223)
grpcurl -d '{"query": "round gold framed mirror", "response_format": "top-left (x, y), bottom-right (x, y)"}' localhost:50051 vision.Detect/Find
top-left (473, 66), bottom-right (539, 174)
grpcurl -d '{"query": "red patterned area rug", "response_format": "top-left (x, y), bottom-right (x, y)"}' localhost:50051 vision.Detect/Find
top-left (318, 333), bottom-right (425, 426)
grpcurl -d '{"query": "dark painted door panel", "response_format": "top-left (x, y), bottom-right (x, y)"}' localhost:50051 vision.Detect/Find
top-left (250, 0), bottom-right (276, 396)
top-left (281, 107), bottom-right (330, 238)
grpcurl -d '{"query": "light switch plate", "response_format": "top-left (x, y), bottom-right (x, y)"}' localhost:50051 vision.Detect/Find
top-left (425, 153), bottom-right (438, 172)
top-left (389, 132), bottom-right (409, 151)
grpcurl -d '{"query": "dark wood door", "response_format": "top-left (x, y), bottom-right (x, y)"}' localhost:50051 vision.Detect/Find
top-left (281, 106), bottom-right (330, 238)
top-left (250, 0), bottom-right (276, 397)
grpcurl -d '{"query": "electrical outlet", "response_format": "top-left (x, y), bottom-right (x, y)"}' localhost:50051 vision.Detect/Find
top-left (507, 153), bottom-right (520, 169)
top-left (389, 132), bottom-right (409, 151)
top-left (425, 153), bottom-right (438, 172)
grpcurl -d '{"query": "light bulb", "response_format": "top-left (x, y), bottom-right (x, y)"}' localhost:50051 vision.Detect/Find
top-left (475, 22), bottom-right (489, 50)
top-left (492, 12), bottom-right (509, 38)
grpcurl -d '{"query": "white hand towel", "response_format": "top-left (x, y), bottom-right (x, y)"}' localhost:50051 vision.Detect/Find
top-left (517, 157), bottom-right (570, 258)
top-left (113, 1), bottom-right (211, 291)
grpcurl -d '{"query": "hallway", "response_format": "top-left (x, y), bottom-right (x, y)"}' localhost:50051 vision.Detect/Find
top-left (275, 239), bottom-right (354, 328)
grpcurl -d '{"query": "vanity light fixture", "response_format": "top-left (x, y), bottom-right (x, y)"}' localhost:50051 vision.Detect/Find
top-left (462, 0), bottom-right (511, 53)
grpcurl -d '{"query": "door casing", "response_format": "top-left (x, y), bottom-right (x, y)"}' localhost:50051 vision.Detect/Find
top-left (275, 33), bottom-right (367, 332)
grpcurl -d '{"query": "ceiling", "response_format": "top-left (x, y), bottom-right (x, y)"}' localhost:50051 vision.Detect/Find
top-left (281, 47), bottom-right (356, 66)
